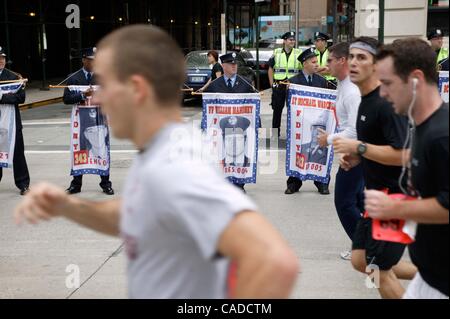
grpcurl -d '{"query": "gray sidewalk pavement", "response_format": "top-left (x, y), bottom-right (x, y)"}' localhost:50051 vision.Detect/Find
top-left (0, 91), bottom-right (411, 299)
top-left (22, 87), bottom-right (64, 106)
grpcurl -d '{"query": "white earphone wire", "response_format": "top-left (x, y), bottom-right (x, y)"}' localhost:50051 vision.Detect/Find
top-left (398, 78), bottom-right (417, 195)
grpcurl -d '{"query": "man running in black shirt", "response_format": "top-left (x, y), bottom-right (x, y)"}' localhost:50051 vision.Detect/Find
top-left (365, 38), bottom-right (448, 299)
top-left (333, 37), bottom-right (417, 298)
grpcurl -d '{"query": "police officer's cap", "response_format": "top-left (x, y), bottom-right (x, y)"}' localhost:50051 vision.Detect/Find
top-left (314, 32), bottom-right (330, 41)
top-left (298, 48), bottom-right (318, 63)
top-left (220, 116), bottom-right (251, 134)
top-left (0, 46), bottom-right (6, 57)
top-left (281, 31), bottom-right (295, 40)
top-left (82, 47), bottom-right (97, 59)
top-left (428, 28), bottom-right (444, 40)
top-left (220, 52), bottom-right (238, 64)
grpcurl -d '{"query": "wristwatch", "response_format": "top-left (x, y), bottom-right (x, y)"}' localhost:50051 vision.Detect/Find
top-left (357, 142), bottom-right (367, 155)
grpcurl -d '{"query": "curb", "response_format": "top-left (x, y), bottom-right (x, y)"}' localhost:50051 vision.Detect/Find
top-left (19, 97), bottom-right (63, 110)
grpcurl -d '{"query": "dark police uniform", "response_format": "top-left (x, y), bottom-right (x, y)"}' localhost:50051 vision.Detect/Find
top-left (63, 48), bottom-right (113, 195)
top-left (0, 47), bottom-right (30, 195)
top-left (205, 52), bottom-right (257, 192)
top-left (285, 48), bottom-right (330, 195)
top-left (205, 74), bottom-right (255, 93)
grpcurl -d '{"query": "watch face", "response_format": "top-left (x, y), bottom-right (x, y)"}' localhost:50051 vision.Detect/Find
top-left (358, 143), bottom-right (367, 154)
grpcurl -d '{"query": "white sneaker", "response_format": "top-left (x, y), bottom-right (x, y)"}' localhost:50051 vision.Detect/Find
top-left (340, 250), bottom-right (352, 261)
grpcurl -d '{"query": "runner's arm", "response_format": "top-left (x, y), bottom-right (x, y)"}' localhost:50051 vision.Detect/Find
top-left (217, 211), bottom-right (299, 298)
top-left (14, 182), bottom-right (121, 236)
top-left (333, 137), bottom-right (404, 166)
top-left (366, 191), bottom-right (449, 224)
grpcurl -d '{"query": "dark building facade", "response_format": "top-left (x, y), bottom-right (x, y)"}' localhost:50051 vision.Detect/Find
top-left (1, 0), bottom-right (278, 80)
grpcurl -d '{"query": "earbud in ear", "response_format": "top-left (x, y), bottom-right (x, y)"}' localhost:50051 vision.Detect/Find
top-left (412, 78), bottom-right (418, 91)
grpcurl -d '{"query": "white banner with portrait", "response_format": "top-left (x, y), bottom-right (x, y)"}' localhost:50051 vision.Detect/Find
top-left (439, 71), bottom-right (449, 103)
top-left (286, 84), bottom-right (337, 183)
top-left (0, 82), bottom-right (23, 168)
top-left (68, 85), bottom-right (110, 176)
top-left (201, 93), bottom-right (260, 184)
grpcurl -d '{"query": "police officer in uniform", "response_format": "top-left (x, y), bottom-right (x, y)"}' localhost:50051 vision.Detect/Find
top-left (285, 48), bottom-right (330, 195)
top-left (63, 47), bottom-right (114, 195)
top-left (268, 31), bottom-right (303, 135)
top-left (0, 46), bottom-right (30, 195)
top-left (205, 52), bottom-right (257, 192)
top-left (314, 32), bottom-right (337, 89)
top-left (428, 28), bottom-right (449, 65)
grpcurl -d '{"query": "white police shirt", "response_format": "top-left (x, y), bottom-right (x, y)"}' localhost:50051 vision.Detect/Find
top-left (120, 122), bottom-right (258, 298)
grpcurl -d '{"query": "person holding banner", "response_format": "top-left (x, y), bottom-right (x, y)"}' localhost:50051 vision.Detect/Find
top-left (63, 47), bottom-right (114, 195)
top-left (332, 37), bottom-right (417, 299)
top-left (0, 46), bottom-right (30, 195)
top-left (14, 25), bottom-right (299, 299)
top-left (316, 42), bottom-right (364, 260)
top-left (268, 31), bottom-right (302, 136)
top-left (205, 52), bottom-right (258, 192)
top-left (365, 38), bottom-right (448, 299)
top-left (198, 50), bottom-right (223, 92)
top-left (313, 32), bottom-right (337, 89)
top-left (285, 48), bottom-right (330, 195)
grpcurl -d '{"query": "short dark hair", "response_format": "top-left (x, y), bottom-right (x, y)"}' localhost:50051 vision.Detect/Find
top-left (377, 38), bottom-right (438, 85)
top-left (350, 36), bottom-right (380, 61)
top-left (328, 42), bottom-right (350, 59)
top-left (97, 24), bottom-right (185, 104)
top-left (207, 50), bottom-right (219, 62)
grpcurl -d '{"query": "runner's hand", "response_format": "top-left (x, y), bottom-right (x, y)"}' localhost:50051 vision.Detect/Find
top-left (339, 153), bottom-right (360, 171)
top-left (14, 182), bottom-right (71, 225)
top-left (85, 88), bottom-right (94, 97)
top-left (365, 190), bottom-right (397, 220)
top-left (333, 137), bottom-right (359, 154)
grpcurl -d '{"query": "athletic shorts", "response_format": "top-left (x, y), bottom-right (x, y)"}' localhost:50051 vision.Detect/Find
top-left (352, 217), bottom-right (406, 271)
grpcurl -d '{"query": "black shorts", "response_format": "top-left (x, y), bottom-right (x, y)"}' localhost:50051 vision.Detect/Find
top-left (352, 218), bottom-right (406, 271)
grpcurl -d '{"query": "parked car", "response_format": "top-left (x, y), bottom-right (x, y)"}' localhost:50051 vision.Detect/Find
top-left (184, 51), bottom-right (212, 97)
top-left (184, 50), bottom-right (256, 99)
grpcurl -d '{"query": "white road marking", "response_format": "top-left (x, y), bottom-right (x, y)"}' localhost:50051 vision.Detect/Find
top-left (25, 150), bottom-right (138, 154)
top-left (23, 121), bottom-right (71, 126)
top-left (23, 117), bottom-right (191, 126)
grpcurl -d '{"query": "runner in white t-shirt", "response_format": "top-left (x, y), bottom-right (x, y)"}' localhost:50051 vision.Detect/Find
top-left (14, 25), bottom-right (299, 299)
